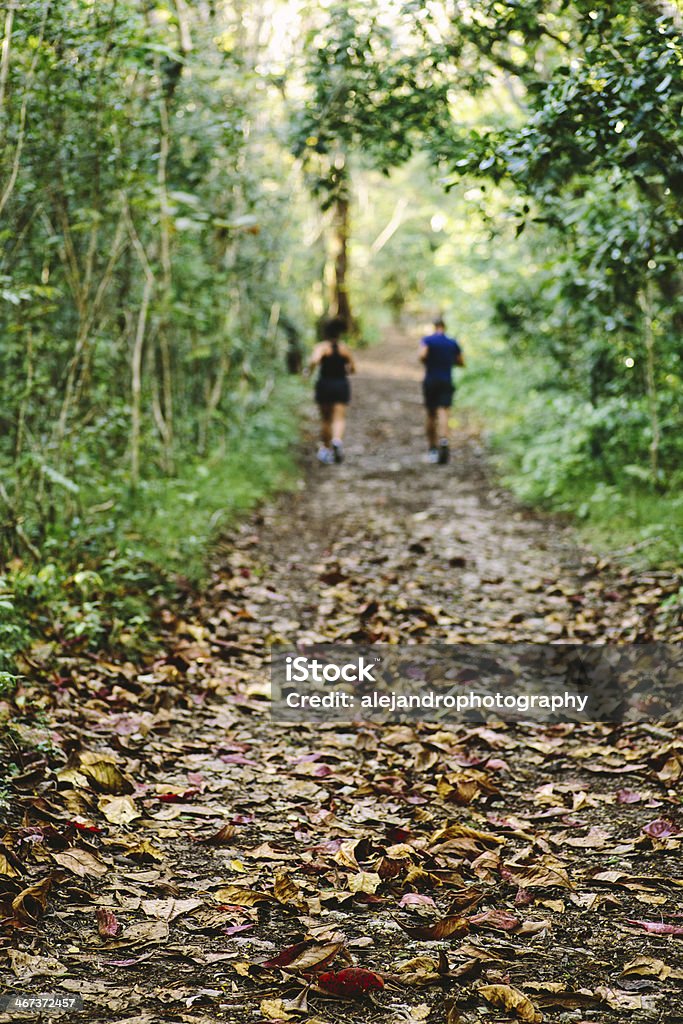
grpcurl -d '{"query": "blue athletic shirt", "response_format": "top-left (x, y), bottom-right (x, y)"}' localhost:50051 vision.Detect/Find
top-left (421, 332), bottom-right (462, 383)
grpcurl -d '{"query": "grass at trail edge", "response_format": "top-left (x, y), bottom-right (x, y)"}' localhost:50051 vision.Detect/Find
top-left (460, 358), bottom-right (683, 573)
top-left (0, 377), bottom-right (305, 686)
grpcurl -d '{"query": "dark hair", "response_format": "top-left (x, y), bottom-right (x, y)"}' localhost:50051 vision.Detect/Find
top-left (433, 317), bottom-right (445, 330)
top-left (322, 316), bottom-right (347, 342)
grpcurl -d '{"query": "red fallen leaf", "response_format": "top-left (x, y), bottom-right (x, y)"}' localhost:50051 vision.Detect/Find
top-left (261, 939), bottom-right (344, 972)
top-left (318, 968), bottom-right (384, 998)
top-left (514, 887), bottom-right (534, 907)
top-left (469, 909), bottom-right (520, 932)
top-left (399, 915), bottom-right (469, 941)
top-left (96, 908), bottom-right (121, 938)
top-left (67, 820), bottom-right (103, 833)
top-left (626, 920), bottom-right (683, 936)
top-left (616, 789), bottom-right (642, 805)
top-left (158, 788), bottom-right (200, 803)
top-left (642, 818), bottom-right (679, 838)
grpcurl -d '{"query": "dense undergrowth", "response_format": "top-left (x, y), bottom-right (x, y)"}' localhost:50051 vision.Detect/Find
top-left (461, 358), bottom-right (683, 574)
top-left (0, 378), bottom-right (303, 692)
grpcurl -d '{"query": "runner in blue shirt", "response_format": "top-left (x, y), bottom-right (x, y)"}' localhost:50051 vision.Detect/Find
top-left (419, 316), bottom-right (464, 464)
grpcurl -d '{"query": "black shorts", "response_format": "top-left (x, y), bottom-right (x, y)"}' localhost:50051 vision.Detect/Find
top-left (315, 378), bottom-right (350, 405)
top-left (423, 380), bottom-right (454, 412)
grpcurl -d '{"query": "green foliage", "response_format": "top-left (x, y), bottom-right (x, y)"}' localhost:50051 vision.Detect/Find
top-left (0, 375), bottom-right (303, 679)
top-left (0, 0), bottom-right (315, 563)
top-left (463, 356), bottom-right (683, 566)
top-left (290, 3), bottom-right (452, 188)
top-left (1, 0), bottom-right (681, 692)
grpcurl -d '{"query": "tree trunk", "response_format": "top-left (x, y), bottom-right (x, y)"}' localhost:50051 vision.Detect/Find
top-left (329, 192), bottom-right (352, 326)
top-left (640, 282), bottom-right (661, 488)
top-left (324, 155), bottom-right (356, 330)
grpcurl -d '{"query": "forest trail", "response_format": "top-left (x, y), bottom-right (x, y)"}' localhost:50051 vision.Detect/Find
top-left (236, 326), bottom-right (667, 647)
top-left (2, 329), bottom-right (682, 1024)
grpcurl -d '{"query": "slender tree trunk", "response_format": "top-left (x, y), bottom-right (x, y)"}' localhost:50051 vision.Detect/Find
top-left (640, 282), bottom-right (661, 487)
top-left (0, 0), bottom-right (16, 114)
top-left (330, 192), bottom-right (352, 325)
top-left (156, 93), bottom-right (174, 472)
top-left (123, 197), bottom-right (156, 488)
top-left (326, 156), bottom-right (355, 329)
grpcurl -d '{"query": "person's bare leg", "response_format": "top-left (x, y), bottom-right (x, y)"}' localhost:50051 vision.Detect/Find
top-left (437, 407), bottom-right (449, 442)
top-left (331, 404), bottom-right (346, 444)
top-left (426, 410), bottom-right (438, 448)
top-left (320, 405), bottom-right (333, 446)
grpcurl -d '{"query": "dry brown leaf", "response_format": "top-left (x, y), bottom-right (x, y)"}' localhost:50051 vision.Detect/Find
top-left (98, 794), bottom-right (140, 824)
top-left (479, 983), bottom-right (543, 1022)
top-left (141, 897), bottom-right (202, 921)
top-left (395, 955), bottom-right (441, 986)
top-left (504, 862), bottom-right (572, 890)
top-left (273, 870), bottom-right (305, 907)
top-left (214, 885), bottom-right (275, 907)
top-left (348, 871), bottom-right (381, 894)
top-left (79, 756), bottom-right (134, 794)
top-left (9, 950), bottom-right (68, 979)
top-left (260, 998), bottom-right (291, 1021)
top-left (0, 851), bottom-right (20, 877)
top-left (620, 956), bottom-right (671, 981)
top-left (400, 915), bottom-right (469, 941)
top-left (108, 919), bottom-right (169, 946)
top-left (430, 823), bottom-right (503, 848)
top-left (120, 839), bottom-right (164, 863)
top-left (262, 939), bottom-right (344, 973)
top-left (53, 849), bottom-right (108, 878)
top-left (333, 840), bottom-right (361, 869)
top-left (11, 876), bottom-right (52, 925)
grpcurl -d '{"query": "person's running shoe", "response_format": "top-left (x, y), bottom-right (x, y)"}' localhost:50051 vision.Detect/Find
top-left (438, 439), bottom-right (450, 464)
top-left (317, 445), bottom-right (334, 465)
top-left (427, 447), bottom-right (439, 464)
top-left (332, 440), bottom-right (344, 463)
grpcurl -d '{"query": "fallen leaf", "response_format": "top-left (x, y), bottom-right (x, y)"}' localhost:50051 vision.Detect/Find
top-left (214, 885), bottom-right (275, 907)
top-left (469, 909), bottom-right (520, 932)
top-left (399, 915), bottom-right (469, 941)
top-left (79, 756), bottom-right (134, 794)
top-left (53, 848), bottom-right (108, 878)
top-left (318, 967), bottom-right (384, 998)
top-left (141, 897), bottom-right (202, 921)
top-left (348, 871), bottom-right (381, 894)
top-left (641, 818), bottom-right (679, 838)
top-left (479, 983), bottom-right (543, 1022)
top-left (96, 908), bottom-right (121, 937)
top-left (11, 876), bottom-right (52, 925)
top-left (503, 862), bottom-right (572, 890)
top-left (261, 939), bottom-right (344, 973)
top-left (98, 795), bottom-right (140, 824)
top-left (626, 919), bottom-right (683, 936)
top-left (260, 997), bottom-right (291, 1021)
top-left (196, 824), bottom-right (236, 845)
top-left (9, 950), bottom-right (68, 979)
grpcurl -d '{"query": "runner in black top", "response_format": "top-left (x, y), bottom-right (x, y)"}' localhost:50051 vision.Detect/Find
top-left (309, 317), bottom-right (355, 464)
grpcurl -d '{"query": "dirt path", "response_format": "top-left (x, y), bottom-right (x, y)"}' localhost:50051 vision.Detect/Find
top-left (2, 331), bottom-right (682, 1024)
